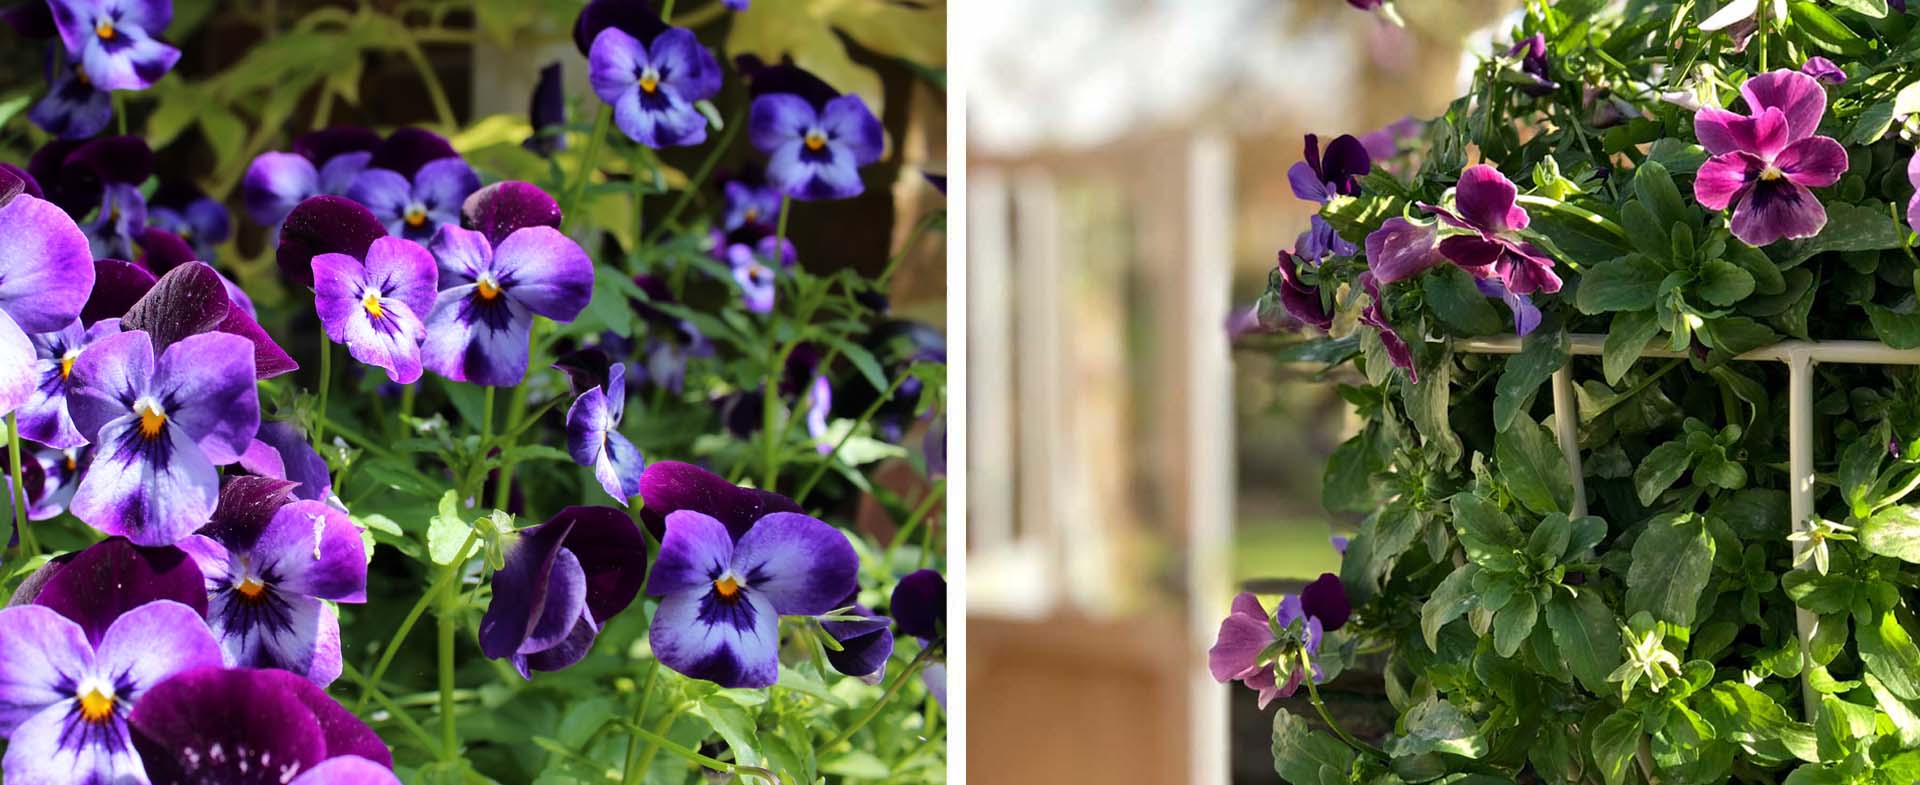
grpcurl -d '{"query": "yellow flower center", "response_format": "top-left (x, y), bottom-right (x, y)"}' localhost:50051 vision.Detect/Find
top-left (713, 576), bottom-right (742, 599)
top-left (476, 277), bottom-right (503, 301)
top-left (640, 75), bottom-right (660, 93)
top-left (403, 206), bottom-right (428, 227)
top-left (95, 20), bottom-right (114, 40)
top-left (135, 399), bottom-right (167, 440)
top-left (804, 131), bottom-right (828, 152)
top-left (64, 453), bottom-right (78, 472)
top-left (743, 207), bottom-right (760, 223)
top-left (79, 687), bottom-right (115, 723)
top-left (749, 263), bottom-right (771, 284)
top-left (59, 349), bottom-right (79, 380)
top-left (1760, 165), bottom-right (1785, 182)
top-left (362, 291), bottom-right (384, 319)
top-left (236, 575), bottom-right (269, 602)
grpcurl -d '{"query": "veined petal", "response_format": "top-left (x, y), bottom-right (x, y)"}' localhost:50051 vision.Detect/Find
top-left (209, 588), bottom-right (341, 684)
top-left (592, 430), bottom-right (645, 504)
top-left (151, 331), bottom-right (259, 463)
top-left (635, 460), bottom-right (803, 540)
top-left (276, 195), bottom-right (386, 289)
top-left (127, 667), bottom-right (334, 783)
top-left (420, 284), bottom-right (533, 386)
top-left (818, 94), bottom-right (883, 166)
top-left (766, 139), bottom-right (863, 201)
top-left (1694, 153), bottom-right (1761, 211)
top-left (1363, 217), bottom-right (1442, 284)
top-left (65, 329), bottom-right (154, 444)
top-left (652, 28), bottom-right (722, 101)
top-left (0, 312), bottom-right (33, 417)
top-left (463, 181), bottom-right (562, 247)
top-left (92, 601), bottom-right (223, 703)
top-left (427, 224), bottom-right (493, 284)
top-left (78, 26), bottom-right (179, 91)
top-left (566, 386), bottom-right (614, 469)
top-left (24, 537), bottom-right (208, 647)
top-left (493, 226), bottom-right (593, 321)
top-left (252, 500), bottom-right (367, 603)
top-left (70, 418), bottom-right (219, 546)
top-left (1731, 178), bottom-right (1827, 246)
top-left (0, 605), bottom-right (89, 733)
top-left (650, 586), bottom-right (780, 688)
top-left (731, 512), bottom-right (858, 617)
top-left (1287, 161), bottom-right (1332, 204)
top-left (1740, 68), bottom-right (1827, 143)
top-left (1454, 165), bottom-right (1527, 233)
top-left (346, 169), bottom-right (414, 236)
top-left (0, 193), bottom-right (95, 333)
top-left (3, 700), bottom-right (145, 785)
top-left (748, 94), bottom-right (815, 153)
top-left (647, 511), bottom-right (735, 596)
top-left (1775, 135), bottom-right (1848, 188)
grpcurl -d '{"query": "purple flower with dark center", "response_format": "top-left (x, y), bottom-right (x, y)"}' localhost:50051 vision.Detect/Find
top-left (891, 568), bottom-right (946, 641)
top-left (749, 86), bottom-right (884, 202)
top-left (147, 182), bottom-right (232, 263)
top-left (647, 509), bottom-right (859, 688)
top-left (0, 191), bottom-right (95, 421)
top-left (48, 0), bottom-right (181, 91)
top-left (1359, 272), bottom-right (1417, 381)
top-left (1506, 33), bottom-right (1557, 96)
top-left (313, 236), bottom-right (438, 384)
top-left (589, 21), bottom-right (722, 148)
top-left (726, 235), bottom-right (792, 314)
top-left (724, 180), bottom-right (782, 233)
top-left (1693, 69), bottom-right (1848, 246)
top-left (127, 666), bottom-right (397, 785)
top-left (1801, 56), bottom-right (1845, 85)
top-left (29, 59), bottom-right (112, 140)
top-left (18, 318), bottom-right (121, 448)
top-left (348, 158), bottom-right (481, 242)
top-left (565, 359), bottom-right (646, 504)
top-left (0, 601), bottom-right (222, 784)
top-left (479, 506), bottom-right (648, 676)
top-left (118, 262), bottom-right (298, 379)
top-left (1422, 164), bottom-right (1561, 295)
top-left (65, 329), bottom-right (260, 545)
top-left (178, 499), bottom-right (366, 685)
top-left (1295, 216), bottom-right (1356, 262)
top-left (423, 224), bottom-right (593, 386)
top-left (1208, 592), bottom-right (1323, 709)
top-left (90, 178), bottom-right (145, 258)
top-left (237, 421), bottom-right (332, 503)
top-left (1274, 250), bottom-right (1331, 330)
top-left (1288, 133), bottom-right (1371, 205)
top-left (1363, 216), bottom-right (1442, 284)
top-left (525, 61), bottom-right (567, 157)
top-left (242, 128), bottom-right (381, 234)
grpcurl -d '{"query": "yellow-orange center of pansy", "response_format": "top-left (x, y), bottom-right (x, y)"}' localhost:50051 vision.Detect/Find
top-left (804, 131), bottom-right (827, 152)
top-left (64, 453), bottom-right (78, 472)
top-left (403, 206), bottom-right (428, 227)
top-left (78, 686), bottom-right (114, 724)
top-left (362, 291), bottom-right (384, 319)
top-left (713, 576), bottom-right (742, 599)
top-left (640, 75), bottom-right (659, 93)
top-left (1760, 165), bottom-right (1785, 182)
top-left (236, 576), bottom-right (269, 602)
top-left (95, 21), bottom-right (114, 40)
top-left (476, 277), bottom-right (503, 301)
top-left (743, 207), bottom-right (760, 223)
top-left (59, 349), bottom-right (79, 380)
top-left (135, 399), bottom-right (167, 440)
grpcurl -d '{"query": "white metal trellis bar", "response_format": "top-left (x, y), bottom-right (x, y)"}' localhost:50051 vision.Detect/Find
top-left (1451, 335), bottom-right (1920, 716)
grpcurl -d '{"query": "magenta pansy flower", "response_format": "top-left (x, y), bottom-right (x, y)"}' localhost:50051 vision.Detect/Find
top-left (1907, 154), bottom-right (1920, 235)
top-left (1422, 164), bottom-right (1561, 295)
top-left (1208, 593), bottom-right (1323, 709)
top-left (1359, 272), bottom-right (1417, 381)
top-left (1274, 250), bottom-right (1332, 330)
top-left (313, 235), bottom-right (439, 384)
top-left (1692, 69), bottom-right (1847, 246)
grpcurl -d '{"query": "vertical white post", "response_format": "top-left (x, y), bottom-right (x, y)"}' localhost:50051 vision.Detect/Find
top-left (1184, 133), bottom-right (1234, 785)
top-left (1787, 350), bottom-right (1820, 717)
top-left (1551, 367), bottom-right (1587, 518)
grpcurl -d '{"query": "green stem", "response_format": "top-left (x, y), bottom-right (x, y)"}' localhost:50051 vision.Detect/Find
top-left (761, 338), bottom-right (799, 490)
top-left (821, 642), bottom-right (942, 751)
top-left (562, 106), bottom-right (613, 234)
top-left (657, 0), bottom-right (678, 17)
top-left (631, 705), bottom-right (687, 781)
top-left (114, 93), bottom-right (126, 135)
top-left (356, 531), bottom-right (479, 713)
top-left (619, 721), bottom-right (777, 785)
top-left (884, 480), bottom-right (946, 566)
top-left (644, 107), bottom-right (747, 246)
top-left (481, 387), bottom-right (496, 446)
top-left (877, 210), bottom-right (945, 286)
top-left (795, 369), bottom-right (915, 504)
top-left (339, 660), bottom-right (443, 757)
top-left (315, 338), bottom-right (332, 445)
top-left (437, 557), bottom-right (460, 760)
top-left (1512, 194), bottom-right (1627, 240)
top-left (6, 413), bottom-right (28, 560)
top-left (490, 321), bottom-right (547, 511)
top-left (619, 662), bottom-right (661, 785)
top-left (1301, 649), bottom-right (1389, 760)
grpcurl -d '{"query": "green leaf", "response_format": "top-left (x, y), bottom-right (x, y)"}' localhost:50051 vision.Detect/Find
top-left (1831, 0), bottom-right (1889, 17)
top-left (1626, 514), bottom-right (1715, 626)
top-left (1865, 304), bottom-right (1920, 349)
top-left (1527, 513), bottom-right (1572, 562)
top-left (1451, 495), bottom-right (1525, 556)
top-left (1644, 138), bottom-right (1708, 177)
top-left (1271, 710), bottom-right (1355, 785)
top-left (1423, 267), bottom-right (1504, 335)
top-left (1496, 421), bottom-right (1573, 515)
top-left (1532, 204), bottom-right (1633, 262)
top-left (1695, 260), bottom-right (1756, 306)
top-left (1547, 592), bottom-right (1623, 693)
top-left (1322, 429), bottom-right (1384, 514)
top-left (1633, 161), bottom-right (1691, 232)
top-left (820, 335), bottom-right (890, 392)
top-left (1341, 506), bottom-right (1423, 604)
top-left (1633, 441), bottom-right (1693, 506)
top-left (1790, 1), bottom-right (1870, 54)
top-left (1857, 611), bottom-right (1920, 700)
top-left (1390, 697), bottom-right (1489, 759)
top-left (1492, 592), bottom-right (1538, 657)
top-left (694, 695), bottom-right (763, 767)
top-left (1847, 100), bottom-right (1895, 145)
top-left (1862, 505), bottom-right (1920, 562)
top-left (1422, 564), bottom-right (1481, 651)
top-left (1591, 710), bottom-right (1642, 785)
top-left (0, 95), bottom-right (29, 130)
top-left (1402, 351), bottom-right (1462, 468)
top-left (426, 491), bottom-right (469, 565)
top-left (1602, 310), bottom-right (1661, 385)
top-left (1319, 194), bottom-right (1406, 245)
top-left (1494, 328), bottom-right (1569, 432)
top-left (821, 752), bottom-right (890, 779)
top-left (1576, 255), bottom-right (1666, 314)
top-left (1768, 202), bottom-right (1905, 268)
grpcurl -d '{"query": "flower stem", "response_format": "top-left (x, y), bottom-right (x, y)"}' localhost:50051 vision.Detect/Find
top-left (794, 368), bottom-right (915, 504)
top-left (883, 479), bottom-right (946, 566)
top-left (821, 642), bottom-right (942, 751)
top-left (481, 387), bottom-right (495, 447)
top-left (761, 338), bottom-right (799, 490)
top-left (1512, 194), bottom-right (1627, 241)
top-left (630, 705), bottom-right (687, 781)
top-left (315, 338), bottom-right (332, 445)
top-left (878, 209), bottom-right (945, 286)
top-left (436, 556), bottom-right (460, 761)
top-left (644, 106), bottom-right (747, 246)
top-left (562, 105), bottom-right (613, 234)
top-left (1299, 649), bottom-right (1388, 760)
top-left (356, 531), bottom-right (479, 714)
top-left (339, 660), bottom-right (443, 757)
top-left (619, 661), bottom-right (660, 785)
top-left (5, 413), bottom-right (30, 560)
top-left (619, 720), bottom-right (777, 785)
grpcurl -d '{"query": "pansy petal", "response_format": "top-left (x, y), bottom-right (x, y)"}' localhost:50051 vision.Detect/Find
top-left (294, 127), bottom-right (382, 166)
top-left (1320, 134), bottom-right (1372, 189)
top-left (766, 140), bottom-right (863, 201)
top-left (647, 510), bottom-right (735, 597)
top-left (463, 181), bottom-right (563, 247)
top-left (216, 302), bottom-right (298, 379)
top-left (413, 158), bottom-right (480, 217)
top-left (342, 294), bottom-right (426, 383)
top-left (277, 196), bottom-right (387, 289)
top-left (420, 284), bottom-right (533, 386)
top-left (1694, 153), bottom-right (1759, 211)
top-left (3, 700), bottom-right (145, 785)
top-left (346, 168), bottom-right (415, 234)
top-left (1298, 572), bottom-right (1351, 631)
top-left (1692, 106), bottom-right (1752, 157)
top-left (281, 677), bottom-right (391, 766)
top-left (1776, 135), bottom-right (1848, 188)
top-left (589, 27), bottom-right (645, 98)
top-left (731, 512), bottom-right (857, 617)
top-left (242, 153), bottom-right (319, 227)
top-left (594, 430), bottom-right (646, 504)
top-left (121, 263), bottom-right (228, 352)
top-left (1740, 68), bottom-right (1826, 143)
top-left (211, 589), bottom-right (341, 683)
top-left (203, 476), bottom-right (298, 546)
top-left (65, 329), bottom-right (153, 442)
top-left (636, 460), bottom-right (803, 540)
top-left (368, 128), bottom-right (457, 179)
top-left (1454, 165), bottom-right (1527, 233)
top-left (520, 612), bottom-right (600, 674)
top-left (1435, 234), bottom-right (1504, 277)
top-left (823, 605), bottom-right (894, 679)
top-left (519, 548), bottom-right (589, 657)
top-left (25, 538), bottom-right (208, 647)
top-left (1730, 179), bottom-right (1827, 246)
top-left (70, 419), bottom-right (219, 546)
top-left (289, 756), bottom-right (402, 785)
top-left (0, 313), bottom-right (32, 416)
top-left (1364, 217), bottom-right (1442, 284)
top-left (1209, 611), bottom-right (1273, 682)
top-left (79, 28), bottom-right (180, 91)
top-left (493, 226), bottom-right (593, 320)
top-left (0, 193), bottom-right (95, 333)
top-left (890, 568), bottom-right (946, 640)
top-left (749, 93), bottom-right (816, 152)
top-left (253, 500), bottom-right (367, 602)
top-left (127, 667), bottom-right (333, 784)
top-left (479, 519), bottom-right (571, 662)
top-left (0, 605), bottom-right (88, 733)
top-left (566, 386), bottom-right (613, 469)
top-left (93, 601), bottom-right (223, 700)
top-left (553, 506), bottom-right (650, 623)
top-left (427, 224), bottom-right (493, 284)
top-left (150, 331), bottom-right (258, 463)
top-left (653, 28), bottom-right (722, 100)
top-left (362, 237), bottom-right (438, 331)
top-left (650, 586), bottom-right (780, 688)
top-left (819, 94), bottom-right (884, 165)
top-left (82, 259), bottom-right (156, 325)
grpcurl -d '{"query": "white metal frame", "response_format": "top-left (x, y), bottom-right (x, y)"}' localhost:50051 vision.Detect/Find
top-left (1456, 334), bottom-right (1920, 715)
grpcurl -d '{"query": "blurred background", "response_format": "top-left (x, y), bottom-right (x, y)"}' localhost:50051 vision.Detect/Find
top-left (961, 1), bottom-right (1520, 782)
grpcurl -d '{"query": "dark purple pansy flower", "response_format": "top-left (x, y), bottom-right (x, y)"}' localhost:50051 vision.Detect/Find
top-left (18, 318), bottom-right (121, 449)
top-left (65, 329), bottom-right (260, 545)
top-left (1274, 250), bottom-right (1331, 331)
top-left (1298, 572), bottom-right (1351, 632)
top-left (572, 0), bottom-right (664, 55)
top-left (238, 421), bottom-right (332, 503)
top-left (589, 21), bottom-right (722, 148)
top-left (15, 536), bottom-right (209, 644)
top-left (81, 258), bottom-right (152, 324)
top-left (1693, 69), bottom-right (1847, 246)
top-left (120, 262), bottom-right (299, 379)
top-left (52, 135), bottom-right (153, 259)
top-left (1295, 215), bottom-right (1356, 262)
top-left (133, 225), bottom-right (196, 276)
top-left (2, 0), bottom-right (55, 37)
top-left (1287, 133), bottom-right (1371, 205)
top-left (1505, 33), bottom-right (1557, 96)
top-left (0, 601), bottom-right (222, 784)
top-left (1363, 216), bottom-right (1441, 284)
top-left (1801, 56), bottom-right (1845, 85)
top-left (525, 61), bottom-right (568, 157)
top-left (147, 182), bottom-right (232, 263)
top-left (891, 569), bottom-right (946, 641)
top-left (348, 157), bottom-right (480, 242)
top-left (635, 460), bottom-right (803, 539)
top-left (565, 359), bottom-right (646, 504)
top-left (179, 499), bottom-right (366, 685)
top-left (422, 224), bottom-right (593, 386)
top-left (479, 506), bottom-right (648, 677)
top-left (647, 509), bottom-right (859, 688)
top-left (1422, 164), bottom-right (1561, 295)
top-left (723, 180), bottom-right (782, 233)
top-left (276, 195), bottom-right (388, 289)
top-left (48, 0), bottom-right (181, 90)
top-left (127, 666), bottom-right (397, 785)
top-left (463, 180), bottom-right (564, 246)
top-left (313, 236), bottom-right (439, 384)
top-left (29, 59), bottom-right (112, 140)
top-left (366, 128), bottom-right (459, 180)
top-left (0, 192), bottom-right (95, 422)
top-left (1208, 593), bottom-right (1323, 709)
top-left (822, 593), bottom-right (894, 681)
top-left (243, 129), bottom-right (380, 234)
top-left (749, 80), bottom-right (884, 201)
top-left (1477, 276), bottom-right (1542, 336)
top-left (1358, 272), bottom-right (1417, 381)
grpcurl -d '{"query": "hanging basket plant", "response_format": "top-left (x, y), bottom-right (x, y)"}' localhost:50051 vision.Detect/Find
top-left (1222, 1), bottom-right (1920, 783)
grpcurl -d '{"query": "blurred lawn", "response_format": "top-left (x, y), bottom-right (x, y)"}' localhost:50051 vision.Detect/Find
top-left (1233, 517), bottom-right (1342, 583)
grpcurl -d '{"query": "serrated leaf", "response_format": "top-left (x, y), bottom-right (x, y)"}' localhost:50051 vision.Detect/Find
top-left (426, 490), bottom-right (469, 565)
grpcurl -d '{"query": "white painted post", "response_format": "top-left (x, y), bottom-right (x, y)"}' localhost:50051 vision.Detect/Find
top-left (1786, 349), bottom-right (1820, 716)
top-left (1550, 367), bottom-right (1587, 518)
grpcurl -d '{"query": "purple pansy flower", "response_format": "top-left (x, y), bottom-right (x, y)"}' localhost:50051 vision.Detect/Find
top-left (238, 421), bottom-right (333, 503)
top-left (127, 666), bottom-right (397, 785)
top-left (822, 593), bottom-right (894, 681)
top-left (806, 374), bottom-right (833, 454)
top-left (1274, 250), bottom-right (1332, 330)
top-left (276, 194), bottom-right (390, 289)
top-left (422, 224), bottom-right (593, 386)
top-left (589, 20), bottom-right (722, 148)
top-left (1358, 272), bottom-right (1417, 381)
top-left (11, 444), bottom-right (87, 520)
top-left (724, 180), bottom-right (782, 233)
top-left (1299, 572), bottom-right (1351, 632)
top-left (1907, 154), bottom-right (1920, 236)
top-left (647, 509), bottom-right (859, 688)
top-left (90, 180), bottom-right (146, 259)
top-left (1422, 164), bottom-right (1562, 295)
top-left (1295, 216), bottom-right (1356, 262)
top-left (348, 157), bottom-right (481, 242)
top-left (726, 235), bottom-right (791, 314)
top-left (313, 235), bottom-right (439, 384)
top-left (14, 537), bottom-right (209, 641)
top-left (242, 130), bottom-right (381, 235)
top-left (479, 506), bottom-right (648, 676)
top-left (65, 330), bottom-right (260, 546)
top-left (749, 88), bottom-right (885, 201)
top-left (29, 59), bottom-right (113, 140)
top-left (147, 182), bottom-right (231, 263)
top-left (1478, 276), bottom-right (1542, 336)
top-left (635, 460), bottom-right (804, 539)
top-left (525, 61), bottom-right (567, 157)
top-left (47, 0), bottom-right (181, 91)
top-left (0, 601), bottom-right (222, 785)
top-left (1506, 34), bottom-right (1557, 96)
top-left (118, 262), bottom-right (298, 379)
top-left (1693, 69), bottom-right (1848, 246)
top-left (1363, 216), bottom-right (1442, 284)
top-left (1801, 56), bottom-right (1846, 85)
top-left (1208, 592), bottom-right (1323, 709)
top-left (891, 568), bottom-right (946, 641)
top-left (18, 318), bottom-right (121, 448)
top-left (0, 192), bottom-right (95, 421)
top-left (1288, 133), bottom-right (1371, 205)
top-left (463, 180), bottom-right (565, 246)
top-left (564, 359), bottom-right (646, 504)
top-left (179, 499), bottom-right (367, 685)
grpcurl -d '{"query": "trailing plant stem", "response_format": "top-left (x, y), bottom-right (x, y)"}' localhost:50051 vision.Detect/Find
top-left (795, 369), bottom-right (916, 504)
top-left (1300, 649), bottom-right (1388, 761)
top-left (315, 338), bottom-right (332, 445)
top-left (645, 106), bottom-right (747, 245)
top-left (822, 642), bottom-right (943, 751)
top-left (356, 531), bottom-right (479, 714)
top-left (436, 554), bottom-right (460, 760)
